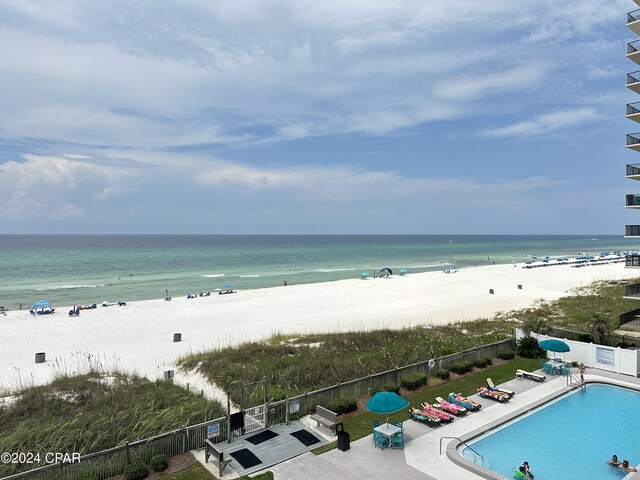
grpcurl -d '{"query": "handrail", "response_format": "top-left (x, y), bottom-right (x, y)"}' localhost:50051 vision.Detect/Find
top-left (627, 194), bottom-right (640, 206)
top-left (439, 435), bottom-right (483, 460)
top-left (629, 9), bottom-right (640, 23)
top-left (630, 40), bottom-right (640, 54)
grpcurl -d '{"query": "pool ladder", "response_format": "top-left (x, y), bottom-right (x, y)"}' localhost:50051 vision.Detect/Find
top-left (439, 436), bottom-right (485, 465)
top-left (567, 373), bottom-right (586, 389)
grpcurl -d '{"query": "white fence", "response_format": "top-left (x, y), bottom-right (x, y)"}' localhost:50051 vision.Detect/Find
top-left (515, 329), bottom-right (640, 377)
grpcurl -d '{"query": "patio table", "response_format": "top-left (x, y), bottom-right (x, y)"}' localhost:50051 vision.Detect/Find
top-left (374, 423), bottom-right (402, 447)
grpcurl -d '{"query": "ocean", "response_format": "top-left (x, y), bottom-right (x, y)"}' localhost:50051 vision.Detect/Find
top-left (0, 235), bottom-right (637, 309)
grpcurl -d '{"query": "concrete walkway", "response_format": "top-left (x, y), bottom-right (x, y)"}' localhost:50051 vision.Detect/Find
top-left (267, 369), bottom-right (640, 480)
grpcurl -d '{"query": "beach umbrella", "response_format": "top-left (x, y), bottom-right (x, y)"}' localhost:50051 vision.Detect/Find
top-left (360, 272), bottom-right (369, 279)
top-left (399, 269), bottom-right (408, 276)
top-left (224, 284), bottom-right (233, 289)
top-left (366, 391), bottom-right (409, 427)
top-left (539, 339), bottom-right (570, 361)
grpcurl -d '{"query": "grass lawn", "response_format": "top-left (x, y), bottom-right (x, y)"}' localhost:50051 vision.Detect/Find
top-left (312, 357), bottom-right (541, 454)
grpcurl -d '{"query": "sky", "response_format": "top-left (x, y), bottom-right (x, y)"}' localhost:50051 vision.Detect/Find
top-left (0, 0), bottom-right (637, 234)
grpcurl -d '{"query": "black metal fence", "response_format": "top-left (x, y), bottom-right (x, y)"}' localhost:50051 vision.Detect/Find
top-left (628, 103), bottom-right (640, 116)
top-left (629, 40), bottom-right (640, 54)
top-left (629, 9), bottom-right (640, 23)
top-left (620, 307), bottom-right (640, 331)
top-left (626, 194), bottom-right (640, 206)
top-left (627, 164), bottom-right (640, 177)
top-left (0, 339), bottom-right (515, 480)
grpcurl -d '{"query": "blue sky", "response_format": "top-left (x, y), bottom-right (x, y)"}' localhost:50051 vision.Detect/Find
top-left (0, 0), bottom-right (636, 234)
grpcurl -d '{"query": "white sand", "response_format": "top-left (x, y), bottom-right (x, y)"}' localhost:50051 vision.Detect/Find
top-left (0, 262), bottom-right (636, 395)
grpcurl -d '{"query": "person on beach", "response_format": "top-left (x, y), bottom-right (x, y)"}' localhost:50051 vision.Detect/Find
top-left (578, 363), bottom-right (586, 382)
top-left (283, 279), bottom-right (288, 286)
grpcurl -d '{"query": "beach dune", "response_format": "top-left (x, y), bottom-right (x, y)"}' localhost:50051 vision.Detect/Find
top-left (0, 263), bottom-right (635, 392)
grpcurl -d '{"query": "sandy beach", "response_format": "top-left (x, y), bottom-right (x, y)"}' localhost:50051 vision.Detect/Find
top-left (0, 262), bottom-right (636, 394)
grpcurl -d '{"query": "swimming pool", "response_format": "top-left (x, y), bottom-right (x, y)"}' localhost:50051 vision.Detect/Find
top-left (460, 384), bottom-right (640, 479)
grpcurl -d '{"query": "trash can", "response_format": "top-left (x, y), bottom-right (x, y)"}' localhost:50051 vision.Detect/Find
top-left (336, 422), bottom-right (350, 452)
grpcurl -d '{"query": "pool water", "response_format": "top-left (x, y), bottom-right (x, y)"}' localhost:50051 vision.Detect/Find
top-left (461, 384), bottom-right (640, 479)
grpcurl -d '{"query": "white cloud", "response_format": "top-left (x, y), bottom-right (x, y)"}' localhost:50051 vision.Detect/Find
top-left (479, 107), bottom-right (601, 138)
top-left (55, 203), bottom-right (86, 218)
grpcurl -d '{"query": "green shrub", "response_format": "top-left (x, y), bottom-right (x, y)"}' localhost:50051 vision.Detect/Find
top-left (400, 373), bottom-right (427, 391)
top-left (435, 368), bottom-right (450, 381)
top-left (125, 460), bottom-right (148, 480)
top-left (371, 383), bottom-right (400, 395)
top-left (381, 383), bottom-right (400, 394)
top-left (496, 350), bottom-right (515, 360)
top-left (326, 397), bottom-right (357, 415)
top-left (472, 357), bottom-right (492, 368)
top-left (516, 337), bottom-right (545, 359)
top-left (149, 454), bottom-right (168, 472)
top-left (448, 361), bottom-right (473, 375)
top-left (80, 473), bottom-right (99, 480)
top-left (575, 333), bottom-right (592, 343)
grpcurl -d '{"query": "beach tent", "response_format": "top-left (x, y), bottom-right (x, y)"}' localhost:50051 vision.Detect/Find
top-left (377, 267), bottom-right (392, 277)
top-left (31, 300), bottom-right (52, 315)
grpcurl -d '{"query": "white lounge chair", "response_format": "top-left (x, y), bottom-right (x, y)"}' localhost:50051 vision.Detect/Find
top-left (516, 369), bottom-right (546, 382)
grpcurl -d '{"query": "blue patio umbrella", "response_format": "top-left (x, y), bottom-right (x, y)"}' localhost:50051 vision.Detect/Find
top-left (361, 272), bottom-right (369, 279)
top-left (539, 339), bottom-right (570, 361)
top-left (399, 269), bottom-right (408, 276)
top-left (366, 391), bottom-right (409, 426)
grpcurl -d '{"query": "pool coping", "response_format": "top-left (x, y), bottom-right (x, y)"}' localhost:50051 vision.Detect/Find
top-left (445, 376), bottom-right (640, 480)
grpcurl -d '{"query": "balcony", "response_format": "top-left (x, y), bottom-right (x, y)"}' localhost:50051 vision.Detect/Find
top-left (627, 255), bottom-right (640, 267)
top-left (628, 102), bottom-right (640, 123)
top-left (626, 225), bottom-right (640, 238)
top-left (629, 9), bottom-right (640, 36)
top-left (626, 194), bottom-right (640, 208)
top-left (627, 133), bottom-right (640, 151)
top-left (625, 283), bottom-right (640, 299)
top-left (628, 163), bottom-right (640, 179)
top-left (620, 307), bottom-right (640, 331)
top-left (630, 40), bottom-right (640, 65)
top-left (627, 71), bottom-right (640, 94)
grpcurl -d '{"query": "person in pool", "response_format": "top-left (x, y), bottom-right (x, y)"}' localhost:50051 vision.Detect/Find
top-left (620, 460), bottom-right (638, 472)
top-left (607, 454), bottom-right (620, 467)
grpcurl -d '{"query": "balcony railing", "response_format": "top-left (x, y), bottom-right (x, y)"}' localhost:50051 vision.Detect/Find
top-left (629, 9), bottom-right (640, 23)
top-left (626, 194), bottom-right (640, 206)
top-left (628, 71), bottom-right (640, 85)
top-left (627, 133), bottom-right (640, 147)
top-left (626, 225), bottom-right (640, 236)
top-left (627, 164), bottom-right (640, 176)
top-left (627, 255), bottom-right (640, 267)
top-left (628, 102), bottom-right (640, 116)
top-left (626, 283), bottom-right (640, 298)
top-left (630, 40), bottom-right (640, 54)
top-left (620, 307), bottom-right (640, 330)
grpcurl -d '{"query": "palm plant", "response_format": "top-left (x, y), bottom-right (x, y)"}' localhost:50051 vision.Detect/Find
top-left (588, 314), bottom-right (612, 345)
top-left (522, 316), bottom-right (550, 336)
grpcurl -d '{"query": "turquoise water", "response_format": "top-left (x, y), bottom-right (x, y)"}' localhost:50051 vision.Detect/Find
top-left (0, 235), bottom-right (638, 308)
top-left (463, 384), bottom-right (640, 479)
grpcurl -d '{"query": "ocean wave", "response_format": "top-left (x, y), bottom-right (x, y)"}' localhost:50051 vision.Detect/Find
top-left (37, 284), bottom-right (105, 291)
top-left (201, 274), bottom-right (225, 278)
top-left (406, 264), bottom-right (447, 269)
top-left (239, 274), bottom-right (260, 278)
top-left (314, 268), bottom-right (356, 273)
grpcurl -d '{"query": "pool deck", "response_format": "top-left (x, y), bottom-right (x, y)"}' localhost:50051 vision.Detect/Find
top-left (264, 368), bottom-right (640, 480)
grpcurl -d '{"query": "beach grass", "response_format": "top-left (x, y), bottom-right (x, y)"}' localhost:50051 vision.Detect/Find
top-left (0, 372), bottom-right (225, 476)
top-left (311, 357), bottom-right (541, 454)
top-left (179, 320), bottom-right (517, 404)
top-left (510, 278), bottom-right (640, 332)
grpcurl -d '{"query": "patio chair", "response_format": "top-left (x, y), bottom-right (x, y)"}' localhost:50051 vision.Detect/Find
top-left (560, 363), bottom-right (571, 376)
top-left (374, 431), bottom-right (388, 450)
top-left (391, 430), bottom-right (404, 449)
top-left (540, 363), bottom-right (552, 375)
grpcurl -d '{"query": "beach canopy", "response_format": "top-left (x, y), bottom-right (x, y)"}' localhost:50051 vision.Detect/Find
top-left (399, 268), bottom-right (408, 275)
top-left (361, 272), bottom-right (369, 279)
top-left (378, 267), bottom-right (393, 276)
top-left (539, 339), bottom-right (570, 353)
top-left (32, 300), bottom-right (51, 310)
